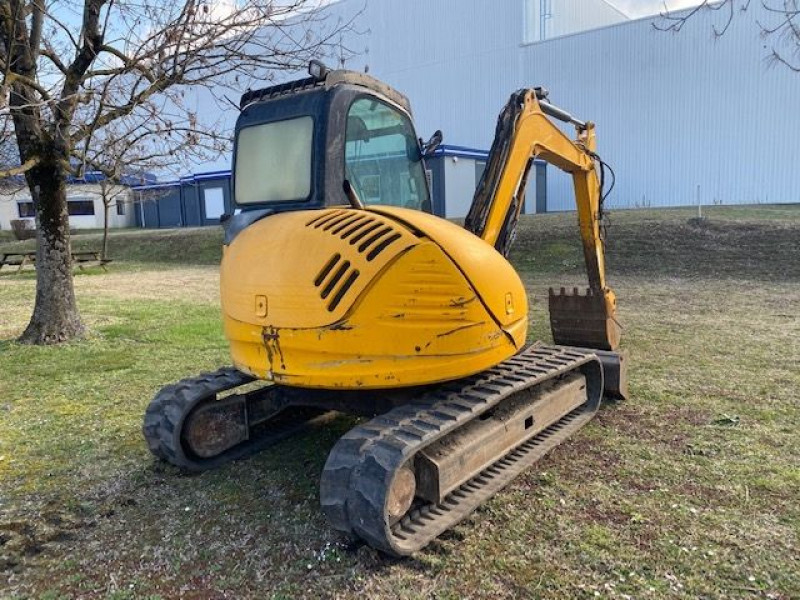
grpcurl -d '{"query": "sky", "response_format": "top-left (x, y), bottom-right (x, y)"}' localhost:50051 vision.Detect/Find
top-left (609, 0), bottom-right (704, 18)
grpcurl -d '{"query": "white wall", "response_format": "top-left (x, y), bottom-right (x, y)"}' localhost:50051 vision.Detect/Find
top-left (0, 195), bottom-right (18, 233)
top-left (0, 184), bottom-right (137, 231)
top-left (443, 157), bottom-right (481, 218)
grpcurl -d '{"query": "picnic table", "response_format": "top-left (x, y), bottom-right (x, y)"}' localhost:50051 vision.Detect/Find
top-left (0, 250), bottom-right (113, 273)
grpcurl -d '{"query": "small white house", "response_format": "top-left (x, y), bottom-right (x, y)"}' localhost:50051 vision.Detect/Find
top-left (0, 183), bottom-right (137, 233)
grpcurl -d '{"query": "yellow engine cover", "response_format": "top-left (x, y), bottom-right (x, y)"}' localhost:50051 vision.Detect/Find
top-left (220, 206), bottom-right (528, 389)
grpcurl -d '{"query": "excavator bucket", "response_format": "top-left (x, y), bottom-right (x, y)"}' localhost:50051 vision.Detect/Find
top-left (549, 287), bottom-right (628, 400)
top-left (548, 287), bottom-right (620, 350)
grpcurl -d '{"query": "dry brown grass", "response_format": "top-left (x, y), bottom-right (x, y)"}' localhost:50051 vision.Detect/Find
top-left (0, 267), bottom-right (218, 339)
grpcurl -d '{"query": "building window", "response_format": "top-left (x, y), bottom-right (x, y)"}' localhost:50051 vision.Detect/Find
top-left (203, 186), bottom-right (225, 220)
top-left (116, 200), bottom-right (126, 216)
top-left (18, 201), bottom-right (36, 217)
top-left (67, 198), bottom-right (95, 216)
top-left (523, 0), bottom-right (552, 44)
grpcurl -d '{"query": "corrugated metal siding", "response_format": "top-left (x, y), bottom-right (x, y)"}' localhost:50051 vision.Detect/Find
top-left (352, 1), bottom-right (800, 209)
top-left (516, 7), bottom-right (800, 210)
top-left (190, 0), bottom-right (800, 210)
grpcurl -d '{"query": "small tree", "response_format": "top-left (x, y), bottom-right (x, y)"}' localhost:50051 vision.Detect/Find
top-left (0, 1), bottom-right (356, 344)
top-left (97, 177), bottom-right (127, 261)
top-left (83, 130), bottom-right (169, 262)
top-left (656, 0), bottom-right (800, 71)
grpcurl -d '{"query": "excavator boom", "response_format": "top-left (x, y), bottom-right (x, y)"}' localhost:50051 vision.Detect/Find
top-left (466, 88), bottom-right (621, 352)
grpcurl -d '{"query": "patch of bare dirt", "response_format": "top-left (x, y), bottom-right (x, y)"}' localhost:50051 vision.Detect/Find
top-left (599, 405), bottom-right (711, 449)
top-left (75, 267), bottom-right (220, 304)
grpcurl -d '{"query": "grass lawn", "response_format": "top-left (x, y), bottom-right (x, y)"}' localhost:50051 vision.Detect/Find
top-left (1, 205), bottom-right (798, 599)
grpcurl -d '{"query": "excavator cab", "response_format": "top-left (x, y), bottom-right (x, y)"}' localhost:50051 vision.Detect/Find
top-left (226, 61), bottom-right (433, 242)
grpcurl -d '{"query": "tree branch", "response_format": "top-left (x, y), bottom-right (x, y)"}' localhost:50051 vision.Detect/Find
top-left (3, 71), bottom-right (52, 102)
top-left (57, 0), bottom-right (106, 124)
top-left (0, 156), bottom-right (40, 177)
top-left (29, 0), bottom-right (44, 63)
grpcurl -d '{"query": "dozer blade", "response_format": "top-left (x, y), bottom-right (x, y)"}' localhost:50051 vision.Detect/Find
top-left (549, 287), bottom-right (620, 351)
top-left (591, 348), bottom-right (629, 400)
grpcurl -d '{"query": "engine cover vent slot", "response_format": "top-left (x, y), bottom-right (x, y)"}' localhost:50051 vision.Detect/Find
top-left (321, 213), bottom-right (355, 231)
top-left (358, 226), bottom-right (393, 252)
top-left (328, 270), bottom-right (360, 312)
top-left (320, 260), bottom-right (351, 300)
top-left (306, 209), bottom-right (411, 258)
top-left (314, 253), bottom-right (341, 287)
top-left (307, 209), bottom-right (346, 228)
top-left (341, 217), bottom-right (375, 240)
top-left (331, 214), bottom-right (366, 235)
top-left (366, 233), bottom-right (402, 261)
top-left (304, 208), bottom-right (420, 313)
top-left (349, 222), bottom-right (382, 245)
top-left (314, 254), bottom-right (360, 312)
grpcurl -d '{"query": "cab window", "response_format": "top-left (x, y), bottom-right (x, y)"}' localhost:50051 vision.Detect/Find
top-left (235, 116), bottom-right (313, 205)
top-left (344, 98), bottom-right (430, 211)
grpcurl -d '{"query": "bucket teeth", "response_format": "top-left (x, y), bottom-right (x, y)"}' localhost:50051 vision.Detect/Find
top-left (548, 287), bottom-right (620, 351)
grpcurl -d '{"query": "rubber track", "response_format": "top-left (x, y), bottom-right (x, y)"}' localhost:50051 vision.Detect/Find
top-left (143, 367), bottom-right (326, 471)
top-left (320, 344), bottom-right (604, 556)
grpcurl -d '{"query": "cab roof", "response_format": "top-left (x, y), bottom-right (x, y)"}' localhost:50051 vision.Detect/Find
top-left (239, 68), bottom-right (412, 114)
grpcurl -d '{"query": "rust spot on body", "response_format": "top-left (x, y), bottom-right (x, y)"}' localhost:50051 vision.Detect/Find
top-left (262, 326), bottom-right (287, 372)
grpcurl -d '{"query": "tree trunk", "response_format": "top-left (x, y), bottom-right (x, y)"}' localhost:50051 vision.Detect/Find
top-left (102, 199), bottom-right (110, 262)
top-left (18, 161), bottom-right (85, 344)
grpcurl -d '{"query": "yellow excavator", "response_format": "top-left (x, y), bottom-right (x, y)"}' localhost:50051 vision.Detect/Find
top-left (143, 61), bottom-right (628, 556)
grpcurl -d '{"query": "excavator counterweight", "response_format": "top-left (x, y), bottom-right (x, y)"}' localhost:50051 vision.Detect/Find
top-left (143, 62), bottom-right (629, 556)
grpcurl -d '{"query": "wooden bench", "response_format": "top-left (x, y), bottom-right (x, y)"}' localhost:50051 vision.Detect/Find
top-left (71, 251), bottom-right (113, 272)
top-left (0, 251), bottom-right (113, 273)
top-left (0, 252), bottom-right (36, 273)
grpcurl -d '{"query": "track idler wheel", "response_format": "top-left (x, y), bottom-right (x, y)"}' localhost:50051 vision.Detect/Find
top-left (143, 367), bottom-right (328, 471)
top-left (386, 466), bottom-right (417, 522)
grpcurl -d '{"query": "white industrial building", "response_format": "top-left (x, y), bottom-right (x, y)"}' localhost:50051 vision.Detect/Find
top-left (176, 0), bottom-right (799, 218)
top-left (0, 183), bottom-right (137, 233)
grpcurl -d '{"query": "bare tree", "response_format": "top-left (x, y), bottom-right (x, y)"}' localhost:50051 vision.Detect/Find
top-left (0, 0), bottom-right (356, 344)
top-left (84, 122), bottom-right (188, 261)
top-left (656, 0), bottom-right (800, 71)
top-left (97, 177), bottom-right (126, 261)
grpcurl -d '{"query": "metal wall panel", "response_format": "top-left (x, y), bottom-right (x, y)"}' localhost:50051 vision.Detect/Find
top-left (186, 0), bottom-right (799, 211)
top-left (443, 157), bottom-right (482, 218)
top-left (517, 6), bottom-right (800, 210)
top-left (183, 185), bottom-right (202, 226)
top-left (318, 0), bottom-right (800, 210)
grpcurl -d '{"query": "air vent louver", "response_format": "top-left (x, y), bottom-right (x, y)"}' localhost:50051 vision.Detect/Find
top-left (308, 209), bottom-right (412, 311)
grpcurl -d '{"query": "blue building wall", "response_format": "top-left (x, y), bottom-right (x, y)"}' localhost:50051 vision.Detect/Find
top-left (133, 172), bottom-right (234, 228)
top-left (132, 147), bottom-right (522, 226)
